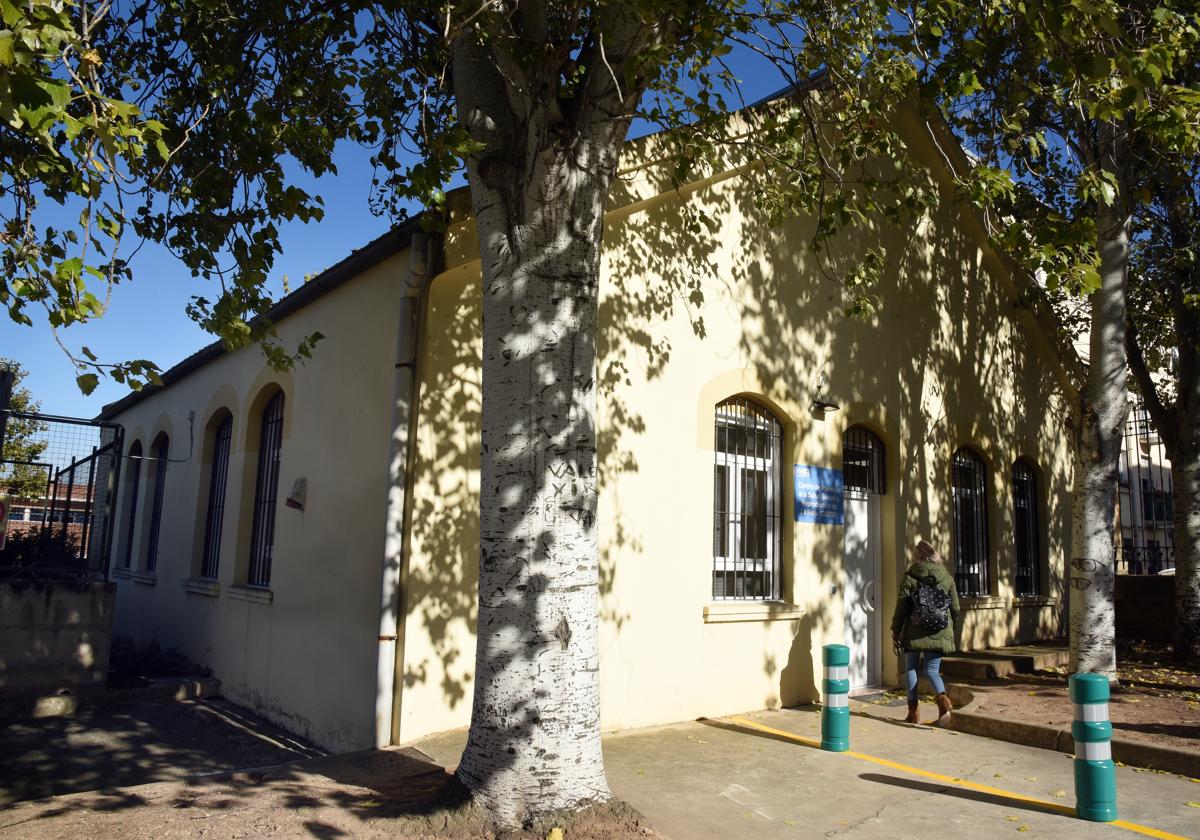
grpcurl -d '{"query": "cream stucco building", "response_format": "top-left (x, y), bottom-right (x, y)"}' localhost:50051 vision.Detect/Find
top-left (100, 103), bottom-right (1074, 753)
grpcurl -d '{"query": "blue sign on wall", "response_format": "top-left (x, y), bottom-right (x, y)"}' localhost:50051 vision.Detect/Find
top-left (794, 465), bottom-right (844, 525)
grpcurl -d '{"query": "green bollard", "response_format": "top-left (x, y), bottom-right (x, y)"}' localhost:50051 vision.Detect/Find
top-left (1070, 672), bottom-right (1118, 822)
top-left (821, 644), bottom-right (850, 752)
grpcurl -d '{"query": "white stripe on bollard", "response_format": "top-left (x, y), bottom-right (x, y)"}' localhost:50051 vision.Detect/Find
top-left (825, 693), bottom-right (848, 708)
top-left (826, 666), bottom-right (848, 681)
top-left (1073, 703), bottom-right (1109, 723)
top-left (1076, 740), bottom-right (1112, 762)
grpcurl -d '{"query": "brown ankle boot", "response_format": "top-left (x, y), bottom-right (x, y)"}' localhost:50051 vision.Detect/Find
top-left (936, 692), bottom-right (953, 721)
top-left (904, 700), bottom-right (919, 724)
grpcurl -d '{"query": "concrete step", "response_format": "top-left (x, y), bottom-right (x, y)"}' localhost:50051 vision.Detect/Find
top-left (939, 645), bottom-right (1070, 680)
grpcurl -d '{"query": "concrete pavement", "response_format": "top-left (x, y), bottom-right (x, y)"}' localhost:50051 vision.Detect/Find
top-left (4, 705), bottom-right (1194, 839)
top-left (415, 706), bottom-right (1198, 839)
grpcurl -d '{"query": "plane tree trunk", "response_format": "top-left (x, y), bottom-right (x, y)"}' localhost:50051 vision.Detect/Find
top-left (1172, 450), bottom-right (1200, 661)
top-left (446, 12), bottom-right (658, 824)
top-left (1069, 196), bottom-right (1130, 680)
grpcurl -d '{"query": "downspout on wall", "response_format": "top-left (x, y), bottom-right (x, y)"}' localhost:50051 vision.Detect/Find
top-left (376, 230), bottom-right (438, 747)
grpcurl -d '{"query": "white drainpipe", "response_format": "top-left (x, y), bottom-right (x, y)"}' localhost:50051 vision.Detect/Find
top-left (375, 230), bottom-right (435, 747)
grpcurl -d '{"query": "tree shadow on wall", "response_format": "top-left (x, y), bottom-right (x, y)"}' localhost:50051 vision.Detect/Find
top-left (390, 102), bottom-right (1077, 804)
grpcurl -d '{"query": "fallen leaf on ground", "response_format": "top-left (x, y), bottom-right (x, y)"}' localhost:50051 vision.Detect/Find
top-left (1052, 790), bottom-right (1067, 798)
top-left (1017, 825), bottom-right (1030, 832)
top-left (1185, 802), bottom-right (1200, 808)
top-left (1004, 816), bottom-right (1019, 821)
top-left (1025, 776), bottom-right (1037, 782)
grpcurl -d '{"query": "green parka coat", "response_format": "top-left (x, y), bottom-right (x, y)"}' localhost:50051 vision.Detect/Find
top-left (890, 560), bottom-right (961, 653)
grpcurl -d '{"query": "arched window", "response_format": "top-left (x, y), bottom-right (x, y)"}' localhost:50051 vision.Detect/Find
top-left (1012, 459), bottom-right (1041, 596)
top-left (121, 441), bottom-right (143, 568)
top-left (145, 434), bottom-right (169, 571)
top-left (712, 396), bottom-right (783, 600)
top-left (843, 426), bottom-right (885, 494)
top-left (200, 415), bottom-right (233, 579)
top-left (952, 447), bottom-right (990, 596)
top-left (248, 391), bottom-right (284, 587)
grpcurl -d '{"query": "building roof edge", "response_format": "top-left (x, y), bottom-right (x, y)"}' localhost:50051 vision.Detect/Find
top-left (97, 216), bottom-right (424, 421)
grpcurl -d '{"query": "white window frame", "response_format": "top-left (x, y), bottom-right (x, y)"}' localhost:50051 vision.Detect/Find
top-left (712, 398), bottom-right (783, 601)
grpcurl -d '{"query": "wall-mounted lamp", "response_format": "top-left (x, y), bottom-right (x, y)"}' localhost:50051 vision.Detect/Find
top-left (811, 399), bottom-right (841, 414)
top-left (286, 478), bottom-right (307, 511)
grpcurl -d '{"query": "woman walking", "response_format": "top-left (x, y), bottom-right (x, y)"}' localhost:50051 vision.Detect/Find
top-left (891, 539), bottom-right (960, 724)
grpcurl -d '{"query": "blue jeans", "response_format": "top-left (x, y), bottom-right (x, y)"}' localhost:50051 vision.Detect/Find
top-left (904, 650), bottom-right (945, 702)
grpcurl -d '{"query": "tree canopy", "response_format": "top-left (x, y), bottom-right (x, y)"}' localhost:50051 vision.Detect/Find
top-left (0, 359), bottom-right (49, 497)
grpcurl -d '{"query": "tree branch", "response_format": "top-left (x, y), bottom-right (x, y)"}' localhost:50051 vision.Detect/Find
top-left (1125, 312), bottom-right (1176, 452)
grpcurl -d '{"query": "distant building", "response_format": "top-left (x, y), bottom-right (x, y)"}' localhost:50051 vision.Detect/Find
top-left (1117, 405), bottom-right (1175, 574)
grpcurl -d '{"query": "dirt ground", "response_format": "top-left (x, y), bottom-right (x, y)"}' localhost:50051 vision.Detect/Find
top-left (962, 641), bottom-right (1200, 752)
top-left (0, 696), bottom-right (323, 804)
top-left (0, 748), bottom-right (662, 840)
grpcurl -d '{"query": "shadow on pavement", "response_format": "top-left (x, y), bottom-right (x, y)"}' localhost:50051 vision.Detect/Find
top-left (696, 715), bottom-right (822, 750)
top-left (0, 696), bottom-right (324, 804)
top-left (857, 772), bottom-right (1075, 818)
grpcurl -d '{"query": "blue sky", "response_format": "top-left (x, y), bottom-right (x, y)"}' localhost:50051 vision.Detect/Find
top-left (1, 141), bottom-right (397, 419)
top-left (3, 41), bottom-right (790, 420)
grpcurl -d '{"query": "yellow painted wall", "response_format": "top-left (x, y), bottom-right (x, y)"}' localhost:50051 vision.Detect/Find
top-left (107, 251), bottom-right (408, 752)
top-left (398, 121), bottom-right (1073, 743)
top-left (105, 106), bottom-right (1074, 752)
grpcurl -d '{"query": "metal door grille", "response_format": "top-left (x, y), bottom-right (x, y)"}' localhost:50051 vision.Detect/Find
top-left (1118, 405), bottom-right (1174, 574)
top-left (952, 447), bottom-right (990, 596)
top-left (201, 416), bottom-right (232, 579)
top-left (248, 392), bottom-right (284, 587)
top-left (122, 441), bottom-right (142, 568)
top-left (712, 396), bottom-right (783, 600)
top-left (1012, 459), bottom-right (1040, 596)
top-left (144, 436), bottom-right (169, 571)
top-left (843, 426), bottom-right (885, 494)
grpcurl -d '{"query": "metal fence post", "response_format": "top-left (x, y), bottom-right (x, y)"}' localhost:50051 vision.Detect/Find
top-left (821, 643), bottom-right (850, 752)
top-left (1070, 672), bottom-right (1118, 822)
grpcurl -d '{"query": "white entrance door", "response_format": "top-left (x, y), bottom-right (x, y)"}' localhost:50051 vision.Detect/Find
top-left (843, 488), bottom-right (882, 689)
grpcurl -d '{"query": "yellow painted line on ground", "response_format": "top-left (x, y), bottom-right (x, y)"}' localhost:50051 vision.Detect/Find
top-left (725, 715), bottom-right (1190, 840)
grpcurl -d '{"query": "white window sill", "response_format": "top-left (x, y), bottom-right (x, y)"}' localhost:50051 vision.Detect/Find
top-left (130, 570), bottom-right (157, 586)
top-left (229, 584), bottom-right (273, 605)
top-left (182, 577), bottom-right (220, 598)
top-left (960, 595), bottom-right (1006, 610)
top-left (704, 601), bottom-right (805, 623)
top-left (1012, 595), bottom-right (1056, 608)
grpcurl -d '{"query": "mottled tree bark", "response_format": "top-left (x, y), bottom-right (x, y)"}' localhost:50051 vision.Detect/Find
top-left (446, 11), bottom-right (656, 824)
top-left (1172, 451), bottom-right (1200, 661)
top-left (1069, 201), bottom-right (1129, 680)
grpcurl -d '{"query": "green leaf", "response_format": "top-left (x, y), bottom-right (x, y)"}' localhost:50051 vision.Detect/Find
top-left (75, 373), bottom-right (99, 395)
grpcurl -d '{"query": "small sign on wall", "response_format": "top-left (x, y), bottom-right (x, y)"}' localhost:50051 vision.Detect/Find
top-left (794, 465), bottom-right (844, 525)
top-left (0, 494), bottom-right (8, 551)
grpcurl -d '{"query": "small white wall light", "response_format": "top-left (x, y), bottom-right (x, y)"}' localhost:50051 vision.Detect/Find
top-left (286, 477), bottom-right (307, 511)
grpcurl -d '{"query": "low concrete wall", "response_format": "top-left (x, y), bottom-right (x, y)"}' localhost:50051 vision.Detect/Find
top-left (0, 580), bottom-right (115, 704)
top-left (1115, 574), bottom-right (1174, 643)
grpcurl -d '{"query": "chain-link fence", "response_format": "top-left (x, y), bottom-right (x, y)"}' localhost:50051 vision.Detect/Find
top-left (1, 409), bottom-right (124, 580)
